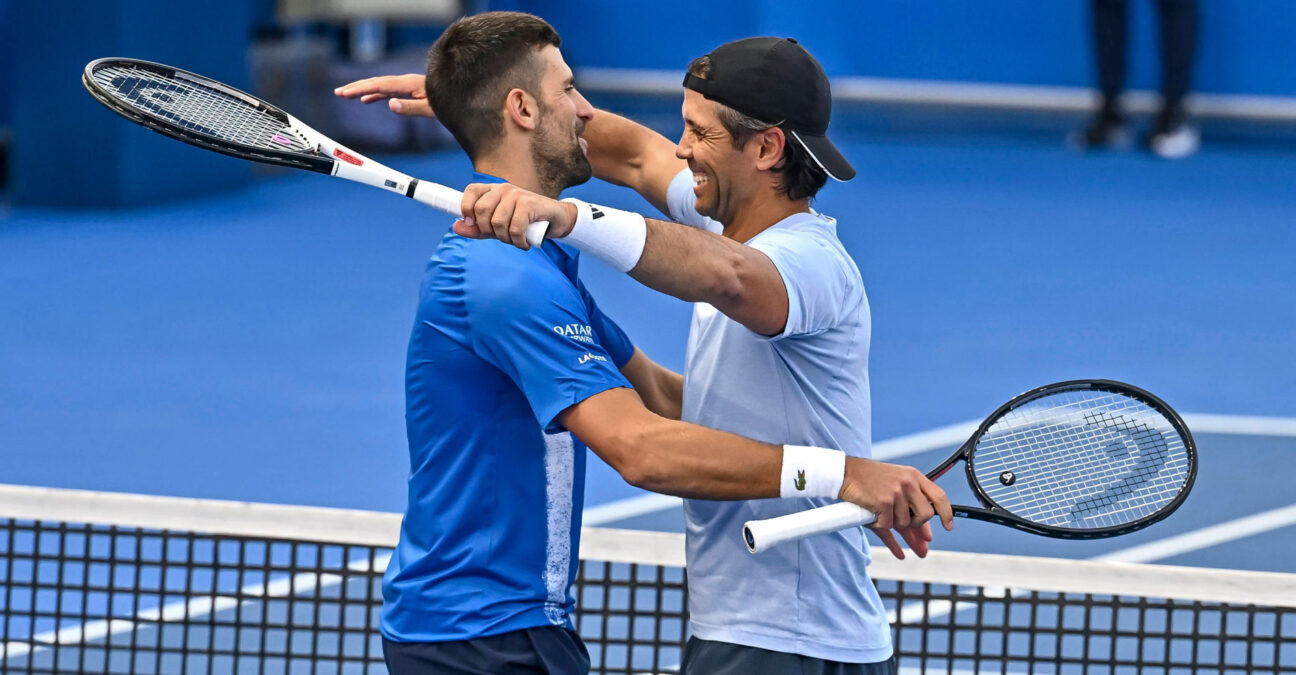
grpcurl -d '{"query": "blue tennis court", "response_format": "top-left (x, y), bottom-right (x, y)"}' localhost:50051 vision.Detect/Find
top-left (2, 82), bottom-right (1295, 675)
top-left (3, 99), bottom-right (1292, 557)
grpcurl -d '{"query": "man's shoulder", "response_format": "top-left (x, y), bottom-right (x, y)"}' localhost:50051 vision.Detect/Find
top-left (442, 236), bottom-right (571, 297)
top-left (756, 211), bottom-right (842, 241)
top-left (752, 215), bottom-right (859, 276)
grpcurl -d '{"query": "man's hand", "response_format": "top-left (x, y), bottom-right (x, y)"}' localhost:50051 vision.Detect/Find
top-left (454, 183), bottom-right (578, 250)
top-left (870, 521), bottom-right (934, 560)
top-left (334, 74), bottom-right (434, 117)
top-left (840, 457), bottom-right (953, 559)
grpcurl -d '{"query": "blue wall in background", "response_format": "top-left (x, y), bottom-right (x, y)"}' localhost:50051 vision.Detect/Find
top-left (0, 0), bottom-right (12, 133)
top-left (517, 0), bottom-right (1296, 97)
top-left (10, 1), bottom-right (255, 206)
top-left (5, 0), bottom-right (1295, 204)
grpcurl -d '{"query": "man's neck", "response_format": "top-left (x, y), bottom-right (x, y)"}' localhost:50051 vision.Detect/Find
top-left (473, 149), bottom-right (559, 199)
top-left (722, 191), bottom-right (812, 243)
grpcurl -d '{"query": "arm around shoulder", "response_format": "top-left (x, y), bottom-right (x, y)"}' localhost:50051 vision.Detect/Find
top-left (632, 220), bottom-right (792, 336)
top-left (584, 110), bottom-right (687, 215)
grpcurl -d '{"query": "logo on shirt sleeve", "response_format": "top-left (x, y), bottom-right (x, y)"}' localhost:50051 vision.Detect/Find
top-left (553, 323), bottom-right (595, 344)
top-left (578, 352), bottom-right (608, 364)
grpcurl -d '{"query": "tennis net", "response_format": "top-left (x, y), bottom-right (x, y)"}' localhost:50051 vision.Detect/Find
top-left (2, 484), bottom-right (1293, 674)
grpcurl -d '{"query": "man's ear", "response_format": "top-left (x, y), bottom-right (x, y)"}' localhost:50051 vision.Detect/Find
top-left (504, 88), bottom-right (539, 132)
top-left (753, 126), bottom-right (788, 171)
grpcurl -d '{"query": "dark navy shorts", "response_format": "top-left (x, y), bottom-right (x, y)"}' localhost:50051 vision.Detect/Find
top-left (682, 637), bottom-right (897, 675)
top-left (383, 626), bottom-right (590, 675)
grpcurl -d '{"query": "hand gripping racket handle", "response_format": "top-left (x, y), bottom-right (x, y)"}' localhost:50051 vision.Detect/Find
top-left (409, 180), bottom-right (550, 248)
top-left (743, 501), bottom-right (878, 553)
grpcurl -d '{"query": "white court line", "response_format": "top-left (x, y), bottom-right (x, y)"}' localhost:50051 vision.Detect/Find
top-left (1182, 413), bottom-right (1296, 438)
top-left (584, 493), bottom-right (681, 526)
top-left (583, 413), bottom-right (1296, 524)
top-left (1095, 503), bottom-right (1296, 563)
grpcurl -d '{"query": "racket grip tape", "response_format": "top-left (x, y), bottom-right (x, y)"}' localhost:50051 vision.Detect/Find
top-left (410, 180), bottom-right (550, 248)
top-left (742, 501), bottom-right (878, 553)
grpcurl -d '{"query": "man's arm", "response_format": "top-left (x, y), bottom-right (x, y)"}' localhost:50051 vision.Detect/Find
top-left (335, 80), bottom-right (785, 329)
top-left (582, 111), bottom-right (686, 216)
top-left (457, 185), bottom-right (793, 336)
top-left (631, 220), bottom-right (790, 335)
top-left (561, 387), bottom-right (952, 536)
top-left (334, 79), bottom-right (683, 211)
top-left (617, 348), bottom-right (684, 420)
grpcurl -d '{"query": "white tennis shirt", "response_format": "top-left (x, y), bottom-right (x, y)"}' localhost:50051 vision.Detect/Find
top-left (665, 169), bottom-right (892, 663)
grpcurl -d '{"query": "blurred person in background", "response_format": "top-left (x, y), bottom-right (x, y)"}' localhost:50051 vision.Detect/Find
top-left (1070, 0), bottom-right (1200, 158)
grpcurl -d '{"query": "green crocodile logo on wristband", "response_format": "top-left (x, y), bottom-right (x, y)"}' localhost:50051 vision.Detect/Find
top-left (794, 470), bottom-right (807, 491)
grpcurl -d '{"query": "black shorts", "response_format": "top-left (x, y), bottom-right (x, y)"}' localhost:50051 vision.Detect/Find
top-left (682, 636), bottom-right (897, 675)
top-left (383, 626), bottom-right (590, 675)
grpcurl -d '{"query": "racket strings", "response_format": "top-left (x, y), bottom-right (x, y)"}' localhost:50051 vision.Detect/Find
top-left (994, 398), bottom-right (1186, 526)
top-left (986, 396), bottom-right (1188, 527)
top-left (1001, 404), bottom-right (1165, 512)
top-left (92, 64), bottom-right (312, 154)
top-left (970, 391), bottom-right (1190, 530)
top-left (981, 417), bottom-right (1165, 525)
top-left (1067, 409), bottom-right (1171, 514)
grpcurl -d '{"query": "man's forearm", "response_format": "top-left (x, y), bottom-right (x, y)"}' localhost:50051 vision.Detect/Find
top-left (617, 417), bottom-right (783, 500)
top-left (457, 184), bottom-right (787, 334)
top-left (583, 111), bottom-right (647, 185)
top-left (584, 110), bottom-right (681, 215)
top-left (628, 220), bottom-right (788, 336)
top-left (637, 366), bottom-right (684, 421)
top-left (562, 387), bottom-right (780, 499)
top-left (619, 349), bottom-right (684, 420)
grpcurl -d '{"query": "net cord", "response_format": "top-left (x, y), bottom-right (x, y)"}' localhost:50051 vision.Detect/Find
top-left (1, 484), bottom-right (1291, 609)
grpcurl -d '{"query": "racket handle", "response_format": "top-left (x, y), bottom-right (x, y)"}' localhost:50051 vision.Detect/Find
top-left (410, 180), bottom-right (550, 248)
top-left (742, 502), bottom-right (878, 553)
top-left (523, 221), bottom-right (550, 248)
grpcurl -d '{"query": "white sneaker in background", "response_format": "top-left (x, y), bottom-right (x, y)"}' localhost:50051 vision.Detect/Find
top-left (1149, 121), bottom-right (1201, 159)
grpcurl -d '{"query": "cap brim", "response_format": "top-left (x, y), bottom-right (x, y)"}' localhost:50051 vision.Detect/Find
top-left (787, 129), bottom-right (856, 182)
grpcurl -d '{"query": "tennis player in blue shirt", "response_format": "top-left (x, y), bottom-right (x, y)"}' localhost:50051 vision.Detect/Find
top-left (339, 14), bottom-right (951, 675)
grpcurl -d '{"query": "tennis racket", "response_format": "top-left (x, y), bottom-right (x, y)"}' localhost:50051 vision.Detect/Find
top-left (744, 380), bottom-right (1196, 553)
top-left (82, 57), bottom-right (548, 246)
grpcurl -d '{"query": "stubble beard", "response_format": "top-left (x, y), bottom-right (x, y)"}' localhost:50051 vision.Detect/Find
top-left (532, 107), bottom-right (592, 198)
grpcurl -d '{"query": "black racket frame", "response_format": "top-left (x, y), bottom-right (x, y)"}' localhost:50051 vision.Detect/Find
top-left (931, 379), bottom-right (1197, 539)
top-left (82, 57), bottom-right (334, 174)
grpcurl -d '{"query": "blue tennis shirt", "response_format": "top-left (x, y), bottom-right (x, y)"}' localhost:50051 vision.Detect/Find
top-left (382, 172), bottom-right (633, 643)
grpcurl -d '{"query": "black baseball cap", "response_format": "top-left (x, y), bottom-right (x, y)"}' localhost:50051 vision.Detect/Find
top-left (683, 37), bottom-right (855, 182)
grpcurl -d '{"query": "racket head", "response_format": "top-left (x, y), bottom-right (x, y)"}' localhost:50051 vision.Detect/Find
top-left (82, 58), bottom-right (332, 173)
top-left (962, 379), bottom-right (1196, 538)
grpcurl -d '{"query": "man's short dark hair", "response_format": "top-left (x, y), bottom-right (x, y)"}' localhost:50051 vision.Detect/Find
top-left (426, 12), bottom-right (561, 159)
top-left (687, 56), bottom-right (828, 202)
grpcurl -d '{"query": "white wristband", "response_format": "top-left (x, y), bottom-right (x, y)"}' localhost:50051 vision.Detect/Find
top-left (559, 198), bottom-right (647, 273)
top-left (780, 445), bottom-right (846, 499)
